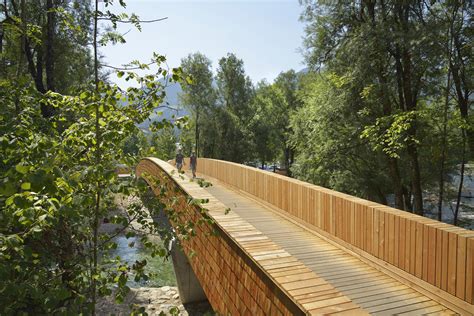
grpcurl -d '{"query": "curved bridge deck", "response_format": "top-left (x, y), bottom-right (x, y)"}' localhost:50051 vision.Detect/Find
top-left (203, 176), bottom-right (455, 315)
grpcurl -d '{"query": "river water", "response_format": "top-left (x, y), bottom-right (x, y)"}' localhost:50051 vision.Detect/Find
top-left (113, 235), bottom-right (177, 288)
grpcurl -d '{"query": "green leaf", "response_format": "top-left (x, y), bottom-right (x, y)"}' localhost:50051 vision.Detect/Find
top-left (16, 164), bottom-right (29, 174)
top-left (79, 91), bottom-right (89, 100)
top-left (21, 182), bottom-right (31, 190)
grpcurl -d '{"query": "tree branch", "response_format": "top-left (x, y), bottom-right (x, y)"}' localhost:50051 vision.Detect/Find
top-left (97, 17), bottom-right (168, 23)
top-left (99, 61), bottom-right (157, 70)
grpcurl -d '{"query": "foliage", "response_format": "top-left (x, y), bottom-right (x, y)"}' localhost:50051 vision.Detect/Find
top-left (149, 127), bottom-right (179, 161)
top-left (216, 53), bottom-right (254, 119)
top-left (0, 55), bottom-right (186, 313)
top-left (298, 0), bottom-right (472, 218)
top-left (213, 53), bottom-right (254, 163)
top-left (0, 1), bottom-right (203, 314)
top-left (179, 52), bottom-right (216, 157)
top-left (122, 130), bottom-right (149, 157)
top-left (0, 0), bottom-right (95, 94)
top-left (361, 111), bottom-right (421, 159)
top-left (248, 81), bottom-right (286, 167)
top-left (289, 72), bottom-right (392, 201)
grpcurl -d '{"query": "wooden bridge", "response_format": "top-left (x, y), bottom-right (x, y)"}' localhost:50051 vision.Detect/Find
top-left (137, 157), bottom-right (474, 315)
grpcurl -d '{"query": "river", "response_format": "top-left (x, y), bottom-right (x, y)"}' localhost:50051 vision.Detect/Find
top-left (112, 235), bottom-right (177, 288)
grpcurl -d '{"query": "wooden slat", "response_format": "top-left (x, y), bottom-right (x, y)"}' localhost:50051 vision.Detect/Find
top-left (379, 209), bottom-right (386, 260)
top-left (423, 222), bottom-right (430, 281)
top-left (448, 229), bottom-right (458, 296)
top-left (302, 296), bottom-right (351, 310)
top-left (308, 302), bottom-right (364, 315)
top-left (464, 237), bottom-right (474, 304)
top-left (427, 224), bottom-right (439, 285)
top-left (409, 219), bottom-right (417, 275)
top-left (373, 207), bottom-right (380, 258)
top-left (436, 224), bottom-right (444, 288)
top-left (296, 288), bottom-right (340, 302)
top-left (365, 295), bottom-right (428, 313)
top-left (415, 220), bottom-right (424, 278)
top-left (399, 216), bottom-right (406, 271)
top-left (397, 304), bottom-right (452, 315)
top-left (375, 300), bottom-right (439, 315)
top-left (366, 206), bottom-right (374, 255)
top-left (456, 233), bottom-right (474, 300)
top-left (441, 227), bottom-right (450, 291)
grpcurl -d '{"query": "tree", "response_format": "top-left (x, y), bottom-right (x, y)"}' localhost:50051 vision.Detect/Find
top-left (274, 70), bottom-right (302, 175)
top-left (290, 72), bottom-right (393, 203)
top-left (0, 0), bottom-right (95, 116)
top-left (122, 130), bottom-right (149, 156)
top-left (217, 53), bottom-right (253, 119)
top-left (446, 0), bottom-right (473, 159)
top-left (180, 52), bottom-right (216, 157)
top-left (248, 81), bottom-right (284, 167)
top-left (215, 53), bottom-right (254, 163)
top-left (299, 0), bottom-right (468, 216)
top-left (150, 127), bottom-right (178, 160)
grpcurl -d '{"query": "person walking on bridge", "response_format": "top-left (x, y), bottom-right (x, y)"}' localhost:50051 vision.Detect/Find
top-left (190, 151), bottom-right (197, 179)
top-left (175, 149), bottom-right (184, 172)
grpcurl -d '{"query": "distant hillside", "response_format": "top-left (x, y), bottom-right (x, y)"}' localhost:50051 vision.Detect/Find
top-left (298, 67), bottom-right (309, 75)
top-left (137, 79), bottom-right (189, 132)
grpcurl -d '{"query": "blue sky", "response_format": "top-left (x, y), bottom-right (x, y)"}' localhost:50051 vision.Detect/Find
top-left (100, 0), bottom-right (306, 88)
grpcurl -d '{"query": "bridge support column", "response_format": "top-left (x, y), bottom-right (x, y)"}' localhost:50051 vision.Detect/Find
top-left (147, 187), bottom-right (207, 304)
top-left (169, 240), bottom-right (207, 304)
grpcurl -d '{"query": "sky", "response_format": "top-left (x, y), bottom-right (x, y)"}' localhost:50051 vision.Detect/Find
top-left (100, 0), bottom-right (306, 88)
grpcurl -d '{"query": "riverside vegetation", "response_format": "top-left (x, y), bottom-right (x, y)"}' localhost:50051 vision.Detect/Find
top-left (0, 0), bottom-right (205, 314)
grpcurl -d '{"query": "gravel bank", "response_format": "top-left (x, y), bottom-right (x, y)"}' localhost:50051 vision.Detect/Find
top-left (97, 286), bottom-right (213, 315)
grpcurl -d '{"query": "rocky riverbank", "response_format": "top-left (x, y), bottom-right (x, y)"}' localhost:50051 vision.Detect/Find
top-left (97, 286), bottom-right (213, 315)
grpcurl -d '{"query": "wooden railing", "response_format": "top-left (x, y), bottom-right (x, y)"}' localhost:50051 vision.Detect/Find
top-left (193, 158), bottom-right (474, 314)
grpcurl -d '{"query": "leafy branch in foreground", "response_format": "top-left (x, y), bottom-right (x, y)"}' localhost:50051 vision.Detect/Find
top-left (0, 52), bottom-right (188, 313)
top-left (0, 1), bottom-right (192, 310)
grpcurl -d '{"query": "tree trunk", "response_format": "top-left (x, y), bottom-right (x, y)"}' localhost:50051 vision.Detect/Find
top-left (387, 157), bottom-right (406, 210)
top-left (375, 186), bottom-right (388, 205)
top-left (454, 130), bottom-right (466, 226)
top-left (378, 69), bottom-right (407, 211)
top-left (401, 45), bottom-right (423, 215)
top-left (438, 72), bottom-right (450, 221)
top-left (91, 0), bottom-right (100, 314)
top-left (438, 19), bottom-right (454, 222)
top-left (45, 0), bottom-right (55, 92)
top-left (451, 65), bottom-right (473, 159)
top-left (284, 147), bottom-right (290, 175)
top-left (195, 109), bottom-right (199, 157)
top-left (407, 144), bottom-right (423, 215)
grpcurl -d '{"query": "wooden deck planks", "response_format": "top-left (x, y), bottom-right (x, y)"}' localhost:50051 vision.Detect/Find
top-left (204, 180), bottom-right (456, 315)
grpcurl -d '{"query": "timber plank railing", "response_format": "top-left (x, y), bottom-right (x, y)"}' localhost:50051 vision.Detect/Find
top-left (194, 158), bottom-right (474, 315)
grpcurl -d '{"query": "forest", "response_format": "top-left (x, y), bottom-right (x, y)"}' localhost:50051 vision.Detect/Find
top-left (0, 0), bottom-right (472, 314)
